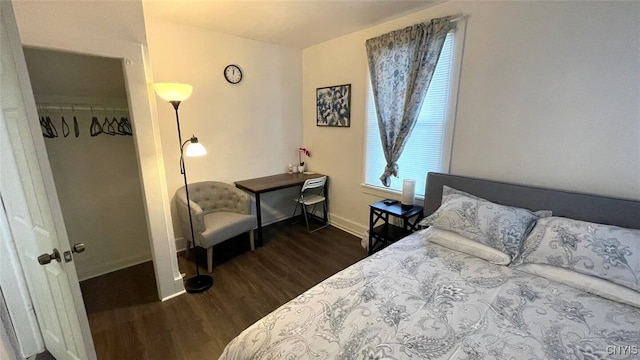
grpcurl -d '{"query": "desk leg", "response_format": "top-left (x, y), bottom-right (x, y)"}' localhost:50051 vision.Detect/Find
top-left (323, 181), bottom-right (328, 224)
top-left (255, 193), bottom-right (264, 247)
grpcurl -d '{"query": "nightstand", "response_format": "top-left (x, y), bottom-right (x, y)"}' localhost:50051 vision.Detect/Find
top-left (368, 200), bottom-right (424, 255)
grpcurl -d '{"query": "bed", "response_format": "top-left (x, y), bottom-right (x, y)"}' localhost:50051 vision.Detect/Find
top-left (220, 172), bottom-right (640, 359)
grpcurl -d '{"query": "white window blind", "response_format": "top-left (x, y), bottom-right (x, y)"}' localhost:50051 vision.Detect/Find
top-left (364, 32), bottom-right (455, 197)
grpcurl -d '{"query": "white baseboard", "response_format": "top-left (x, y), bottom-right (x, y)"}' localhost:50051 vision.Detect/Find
top-left (77, 253), bottom-right (152, 282)
top-left (162, 289), bottom-right (186, 302)
top-left (329, 213), bottom-right (367, 238)
top-left (175, 237), bottom-right (188, 253)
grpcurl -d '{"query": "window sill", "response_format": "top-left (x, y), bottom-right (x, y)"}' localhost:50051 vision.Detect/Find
top-left (360, 183), bottom-right (425, 202)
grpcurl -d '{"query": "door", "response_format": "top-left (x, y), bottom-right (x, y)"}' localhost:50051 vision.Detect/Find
top-left (0, 2), bottom-right (96, 360)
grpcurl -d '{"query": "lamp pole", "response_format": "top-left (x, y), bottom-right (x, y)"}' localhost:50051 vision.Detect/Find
top-left (155, 83), bottom-right (213, 293)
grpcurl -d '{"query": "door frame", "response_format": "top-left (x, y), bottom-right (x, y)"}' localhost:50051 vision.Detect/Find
top-left (13, 19), bottom-right (185, 300)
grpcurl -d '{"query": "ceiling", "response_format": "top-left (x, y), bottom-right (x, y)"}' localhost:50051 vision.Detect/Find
top-left (142, 0), bottom-right (441, 49)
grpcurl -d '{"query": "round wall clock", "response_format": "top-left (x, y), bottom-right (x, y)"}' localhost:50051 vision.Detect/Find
top-left (224, 64), bottom-right (242, 84)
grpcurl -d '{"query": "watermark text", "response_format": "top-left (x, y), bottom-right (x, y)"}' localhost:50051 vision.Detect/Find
top-left (607, 346), bottom-right (638, 356)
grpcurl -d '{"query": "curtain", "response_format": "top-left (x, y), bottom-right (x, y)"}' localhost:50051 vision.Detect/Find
top-left (366, 17), bottom-right (453, 187)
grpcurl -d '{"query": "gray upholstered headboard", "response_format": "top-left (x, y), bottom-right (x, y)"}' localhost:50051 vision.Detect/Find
top-left (424, 172), bottom-right (640, 230)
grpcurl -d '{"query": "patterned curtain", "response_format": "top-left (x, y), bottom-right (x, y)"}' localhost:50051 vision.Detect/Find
top-left (366, 17), bottom-right (453, 187)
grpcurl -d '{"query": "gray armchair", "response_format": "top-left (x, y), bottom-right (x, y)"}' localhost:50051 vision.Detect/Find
top-left (175, 181), bottom-right (256, 273)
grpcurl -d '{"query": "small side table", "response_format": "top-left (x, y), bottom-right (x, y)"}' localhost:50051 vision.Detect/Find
top-left (368, 200), bottom-right (424, 255)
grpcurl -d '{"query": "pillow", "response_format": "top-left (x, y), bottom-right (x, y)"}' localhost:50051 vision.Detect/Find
top-left (419, 186), bottom-right (540, 258)
top-left (422, 227), bottom-right (511, 265)
top-left (515, 216), bottom-right (640, 292)
top-left (441, 186), bottom-right (553, 219)
top-left (517, 263), bottom-right (640, 309)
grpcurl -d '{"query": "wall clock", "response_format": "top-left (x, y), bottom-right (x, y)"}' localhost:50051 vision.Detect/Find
top-left (224, 64), bottom-right (242, 84)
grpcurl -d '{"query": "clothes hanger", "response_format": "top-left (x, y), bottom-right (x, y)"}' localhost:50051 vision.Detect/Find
top-left (45, 116), bottom-right (58, 138)
top-left (89, 108), bottom-right (102, 136)
top-left (102, 116), bottom-right (115, 135)
top-left (112, 117), bottom-right (126, 135)
top-left (40, 116), bottom-right (54, 138)
top-left (90, 116), bottom-right (102, 136)
top-left (73, 116), bottom-right (79, 138)
top-left (89, 106), bottom-right (102, 136)
top-left (61, 116), bottom-right (70, 137)
top-left (118, 117), bottom-right (132, 136)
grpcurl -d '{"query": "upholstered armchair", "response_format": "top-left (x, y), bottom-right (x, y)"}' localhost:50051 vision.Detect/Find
top-left (175, 181), bottom-right (256, 273)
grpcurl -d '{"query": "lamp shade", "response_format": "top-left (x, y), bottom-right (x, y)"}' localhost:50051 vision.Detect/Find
top-left (185, 142), bottom-right (206, 157)
top-left (154, 83), bottom-right (193, 102)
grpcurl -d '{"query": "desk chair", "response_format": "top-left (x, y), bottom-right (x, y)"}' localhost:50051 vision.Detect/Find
top-left (292, 176), bottom-right (328, 232)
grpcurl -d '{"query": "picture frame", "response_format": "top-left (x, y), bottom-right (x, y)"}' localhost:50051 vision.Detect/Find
top-left (316, 84), bottom-right (351, 127)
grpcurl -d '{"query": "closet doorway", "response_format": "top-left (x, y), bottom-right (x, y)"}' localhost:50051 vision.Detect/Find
top-left (23, 47), bottom-right (156, 305)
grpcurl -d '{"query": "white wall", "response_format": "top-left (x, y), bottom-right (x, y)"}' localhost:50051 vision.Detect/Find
top-left (144, 17), bottom-right (303, 242)
top-left (303, 1), bottom-right (640, 236)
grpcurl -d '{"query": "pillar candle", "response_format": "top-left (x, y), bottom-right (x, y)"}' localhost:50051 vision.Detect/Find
top-left (401, 179), bottom-right (416, 208)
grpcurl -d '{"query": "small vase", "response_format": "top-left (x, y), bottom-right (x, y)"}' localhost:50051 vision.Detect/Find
top-left (298, 164), bottom-right (305, 173)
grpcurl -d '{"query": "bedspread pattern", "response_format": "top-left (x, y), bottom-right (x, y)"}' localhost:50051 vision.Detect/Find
top-left (220, 231), bottom-right (640, 359)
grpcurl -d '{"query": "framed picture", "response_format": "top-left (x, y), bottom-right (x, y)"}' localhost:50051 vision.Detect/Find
top-left (316, 84), bottom-right (351, 127)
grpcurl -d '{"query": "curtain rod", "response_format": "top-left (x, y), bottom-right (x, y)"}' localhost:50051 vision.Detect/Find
top-left (449, 14), bottom-right (467, 23)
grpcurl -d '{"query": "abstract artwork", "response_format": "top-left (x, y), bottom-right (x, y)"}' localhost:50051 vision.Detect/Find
top-left (316, 84), bottom-right (351, 127)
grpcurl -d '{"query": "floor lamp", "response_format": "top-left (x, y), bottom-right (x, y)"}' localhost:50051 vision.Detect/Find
top-left (154, 83), bottom-right (214, 293)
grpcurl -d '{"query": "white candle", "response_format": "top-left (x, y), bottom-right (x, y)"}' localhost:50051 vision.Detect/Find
top-left (401, 179), bottom-right (416, 208)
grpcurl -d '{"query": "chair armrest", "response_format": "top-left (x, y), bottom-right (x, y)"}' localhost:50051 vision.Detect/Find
top-left (175, 196), bottom-right (205, 235)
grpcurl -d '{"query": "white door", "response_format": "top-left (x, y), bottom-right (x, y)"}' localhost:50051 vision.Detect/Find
top-left (0, 2), bottom-right (96, 360)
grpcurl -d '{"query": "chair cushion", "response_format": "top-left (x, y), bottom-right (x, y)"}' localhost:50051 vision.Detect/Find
top-left (201, 211), bottom-right (257, 248)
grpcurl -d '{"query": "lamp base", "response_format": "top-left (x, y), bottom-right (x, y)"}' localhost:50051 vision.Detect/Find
top-left (185, 274), bottom-right (213, 293)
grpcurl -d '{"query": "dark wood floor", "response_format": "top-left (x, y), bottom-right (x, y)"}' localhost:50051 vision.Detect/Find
top-left (80, 222), bottom-right (367, 360)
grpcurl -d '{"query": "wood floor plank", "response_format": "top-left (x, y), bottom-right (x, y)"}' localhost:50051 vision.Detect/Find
top-left (80, 222), bottom-right (366, 359)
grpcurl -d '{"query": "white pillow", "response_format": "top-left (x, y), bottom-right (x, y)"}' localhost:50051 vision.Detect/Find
top-left (516, 216), bottom-right (640, 291)
top-left (419, 186), bottom-right (540, 259)
top-left (516, 263), bottom-right (640, 309)
top-left (422, 227), bottom-right (511, 265)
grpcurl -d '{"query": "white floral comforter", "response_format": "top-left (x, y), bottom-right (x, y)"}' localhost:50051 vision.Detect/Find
top-left (220, 231), bottom-right (640, 360)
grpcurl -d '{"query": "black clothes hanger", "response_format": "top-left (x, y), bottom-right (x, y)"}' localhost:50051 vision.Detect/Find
top-left (124, 117), bottom-right (132, 135)
top-left (112, 117), bottom-right (126, 135)
top-left (90, 116), bottom-right (102, 137)
top-left (117, 117), bottom-right (132, 136)
top-left (102, 116), bottom-right (115, 135)
top-left (45, 116), bottom-right (58, 138)
top-left (73, 116), bottom-right (79, 137)
top-left (61, 116), bottom-right (70, 137)
top-left (40, 116), bottom-right (54, 138)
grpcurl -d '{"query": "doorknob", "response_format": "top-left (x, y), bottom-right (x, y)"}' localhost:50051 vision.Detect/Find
top-left (38, 249), bottom-right (61, 265)
top-left (72, 243), bottom-right (85, 254)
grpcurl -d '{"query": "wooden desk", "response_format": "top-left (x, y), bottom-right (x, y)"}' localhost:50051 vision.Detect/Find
top-left (235, 172), bottom-right (328, 247)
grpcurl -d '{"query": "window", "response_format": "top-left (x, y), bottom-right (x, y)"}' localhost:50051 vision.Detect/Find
top-left (364, 32), bottom-right (457, 197)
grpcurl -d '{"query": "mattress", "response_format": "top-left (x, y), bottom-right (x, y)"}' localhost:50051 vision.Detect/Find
top-left (219, 230), bottom-right (640, 359)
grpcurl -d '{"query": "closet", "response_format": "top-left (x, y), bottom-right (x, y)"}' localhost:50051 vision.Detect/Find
top-left (24, 47), bottom-right (151, 282)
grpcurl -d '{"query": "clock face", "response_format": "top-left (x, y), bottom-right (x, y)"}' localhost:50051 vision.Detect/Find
top-left (224, 64), bottom-right (242, 84)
